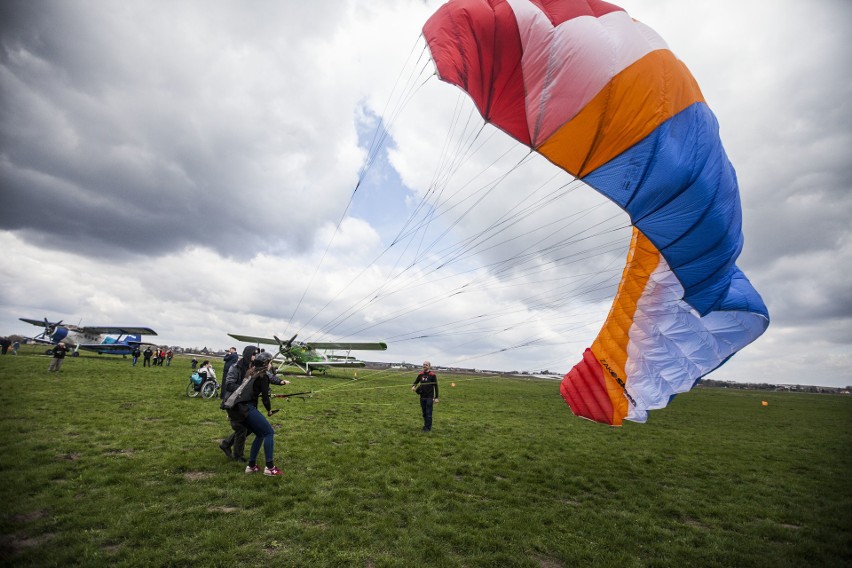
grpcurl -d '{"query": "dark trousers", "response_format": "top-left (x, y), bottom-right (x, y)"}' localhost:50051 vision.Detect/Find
top-left (420, 397), bottom-right (434, 430)
top-left (224, 408), bottom-right (249, 459)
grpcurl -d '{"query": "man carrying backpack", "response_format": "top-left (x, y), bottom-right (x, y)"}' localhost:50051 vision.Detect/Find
top-left (219, 346), bottom-right (257, 462)
top-left (222, 351), bottom-right (289, 476)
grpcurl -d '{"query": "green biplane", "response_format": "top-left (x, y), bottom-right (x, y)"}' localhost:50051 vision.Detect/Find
top-left (227, 333), bottom-right (387, 376)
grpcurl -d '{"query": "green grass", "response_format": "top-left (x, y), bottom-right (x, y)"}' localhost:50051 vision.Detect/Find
top-left (1, 349), bottom-right (850, 567)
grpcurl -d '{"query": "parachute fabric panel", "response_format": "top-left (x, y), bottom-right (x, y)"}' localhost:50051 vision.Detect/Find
top-left (422, 0), bottom-right (531, 144)
top-left (423, 0), bottom-right (769, 425)
top-left (560, 348), bottom-right (616, 425)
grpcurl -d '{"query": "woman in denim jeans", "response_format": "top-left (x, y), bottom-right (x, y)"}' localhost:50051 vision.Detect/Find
top-left (239, 351), bottom-right (289, 476)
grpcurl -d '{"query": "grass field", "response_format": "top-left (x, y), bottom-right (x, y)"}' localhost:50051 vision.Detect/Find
top-left (0, 349), bottom-right (850, 567)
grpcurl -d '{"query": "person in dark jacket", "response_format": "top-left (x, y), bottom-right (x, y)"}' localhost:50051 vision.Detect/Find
top-left (219, 346), bottom-right (257, 461)
top-left (48, 342), bottom-right (68, 372)
top-left (231, 351), bottom-right (287, 476)
top-left (411, 361), bottom-right (440, 431)
top-left (222, 347), bottom-right (238, 378)
top-left (220, 347), bottom-right (290, 464)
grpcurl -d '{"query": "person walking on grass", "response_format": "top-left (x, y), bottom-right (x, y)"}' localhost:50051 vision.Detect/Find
top-left (48, 342), bottom-right (68, 372)
top-left (220, 346), bottom-right (257, 462)
top-left (223, 350), bottom-right (286, 476)
top-left (220, 347), bottom-right (290, 463)
top-left (412, 360), bottom-right (439, 432)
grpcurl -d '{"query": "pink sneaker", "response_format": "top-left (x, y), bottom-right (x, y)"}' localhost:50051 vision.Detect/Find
top-left (245, 465), bottom-right (260, 474)
top-left (264, 466), bottom-right (283, 476)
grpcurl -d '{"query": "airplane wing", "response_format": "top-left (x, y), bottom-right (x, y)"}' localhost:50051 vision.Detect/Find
top-left (79, 326), bottom-right (157, 336)
top-left (227, 333), bottom-right (280, 345)
top-left (306, 342), bottom-right (388, 351)
top-left (20, 318), bottom-right (63, 327)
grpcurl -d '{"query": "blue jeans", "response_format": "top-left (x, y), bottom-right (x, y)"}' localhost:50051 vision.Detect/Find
top-left (244, 406), bottom-right (274, 464)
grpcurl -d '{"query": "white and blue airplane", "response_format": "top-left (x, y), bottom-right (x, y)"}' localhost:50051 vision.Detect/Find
top-left (20, 317), bottom-right (158, 356)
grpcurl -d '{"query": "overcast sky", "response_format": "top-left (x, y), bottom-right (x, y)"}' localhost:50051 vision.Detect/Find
top-left (2, 0), bottom-right (850, 388)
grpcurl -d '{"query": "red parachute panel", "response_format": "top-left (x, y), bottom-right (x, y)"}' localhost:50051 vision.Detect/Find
top-left (560, 348), bottom-right (615, 425)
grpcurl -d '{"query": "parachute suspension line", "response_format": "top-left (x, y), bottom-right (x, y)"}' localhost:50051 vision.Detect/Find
top-left (348, 221), bottom-right (630, 351)
top-left (393, 103), bottom-right (489, 262)
top-left (286, 39), bottom-right (435, 341)
top-left (320, 146), bottom-right (529, 333)
top-left (319, 206), bottom-right (627, 353)
top-left (317, 89), bottom-right (626, 342)
top-left (430, 176), bottom-right (586, 271)
top-left (296, 76), bottom-right (477, 341)
top-left (417, 150), bottom-right (537, 263)
top-left (318, 172), bottom-right (626, 343)
top-left (313, 107), bottom-right (533, 339)
top-left (304, 101), bottom-right (487, 340)
top-left (295, 58), bottom-right (640, 368)
top-left (390, 127), bottom-right (510, 248)
top-left (379, 188), bottom-right (624, 309)
top-left (358, 38), bottom-right (433, 174)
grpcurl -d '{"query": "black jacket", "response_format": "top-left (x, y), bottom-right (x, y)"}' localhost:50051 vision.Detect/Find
top-left (223, 365), bottom-right (281, 412)
top-left (413, 371), bottom-right (439, 399)
top-left (222, 359), bottom-right (249, 400)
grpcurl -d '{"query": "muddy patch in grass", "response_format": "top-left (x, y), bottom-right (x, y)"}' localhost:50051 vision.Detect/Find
top-left (185, 471), bottom-right (215, 481)
top-left (208, 505), bottom-right (241, 513)
top-left (10, 510), bottom-right (48, 524)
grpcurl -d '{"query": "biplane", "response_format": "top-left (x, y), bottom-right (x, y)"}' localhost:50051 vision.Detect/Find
top-left (227, 333), bottom-right (386, 375)
top-left (20, 317), bottom-right (158, 356)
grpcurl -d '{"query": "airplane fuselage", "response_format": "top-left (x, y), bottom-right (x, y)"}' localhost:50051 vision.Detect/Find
top-left (35, 326), bottom-right (147, 355)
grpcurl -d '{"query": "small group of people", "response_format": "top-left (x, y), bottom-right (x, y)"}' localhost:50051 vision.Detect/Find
top-left (0, 337), bottom-right (20, 355)
top-left (137, 346), bottom-right (172, 367)
top-left (214, 349), bottom-right (441, 477)
top-left (218, 346), bottom-right (289, 477)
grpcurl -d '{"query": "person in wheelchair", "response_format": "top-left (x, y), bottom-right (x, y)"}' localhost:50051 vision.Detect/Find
top-left (195, 360), bottom-right (217, 390)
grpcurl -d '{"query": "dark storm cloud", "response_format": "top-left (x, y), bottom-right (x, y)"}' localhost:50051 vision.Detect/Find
top-left (0, 0), bottom-right (358, 259)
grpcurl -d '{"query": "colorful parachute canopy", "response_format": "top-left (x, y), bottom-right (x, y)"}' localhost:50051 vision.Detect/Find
top-left (423, 0), bottom-right (770, 425)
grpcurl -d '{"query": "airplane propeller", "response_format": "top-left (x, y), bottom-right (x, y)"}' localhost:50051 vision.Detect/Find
top-left (40, 318), bottom-right (63, 339)
top-left (272, 333), bottom-right (298, 356)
